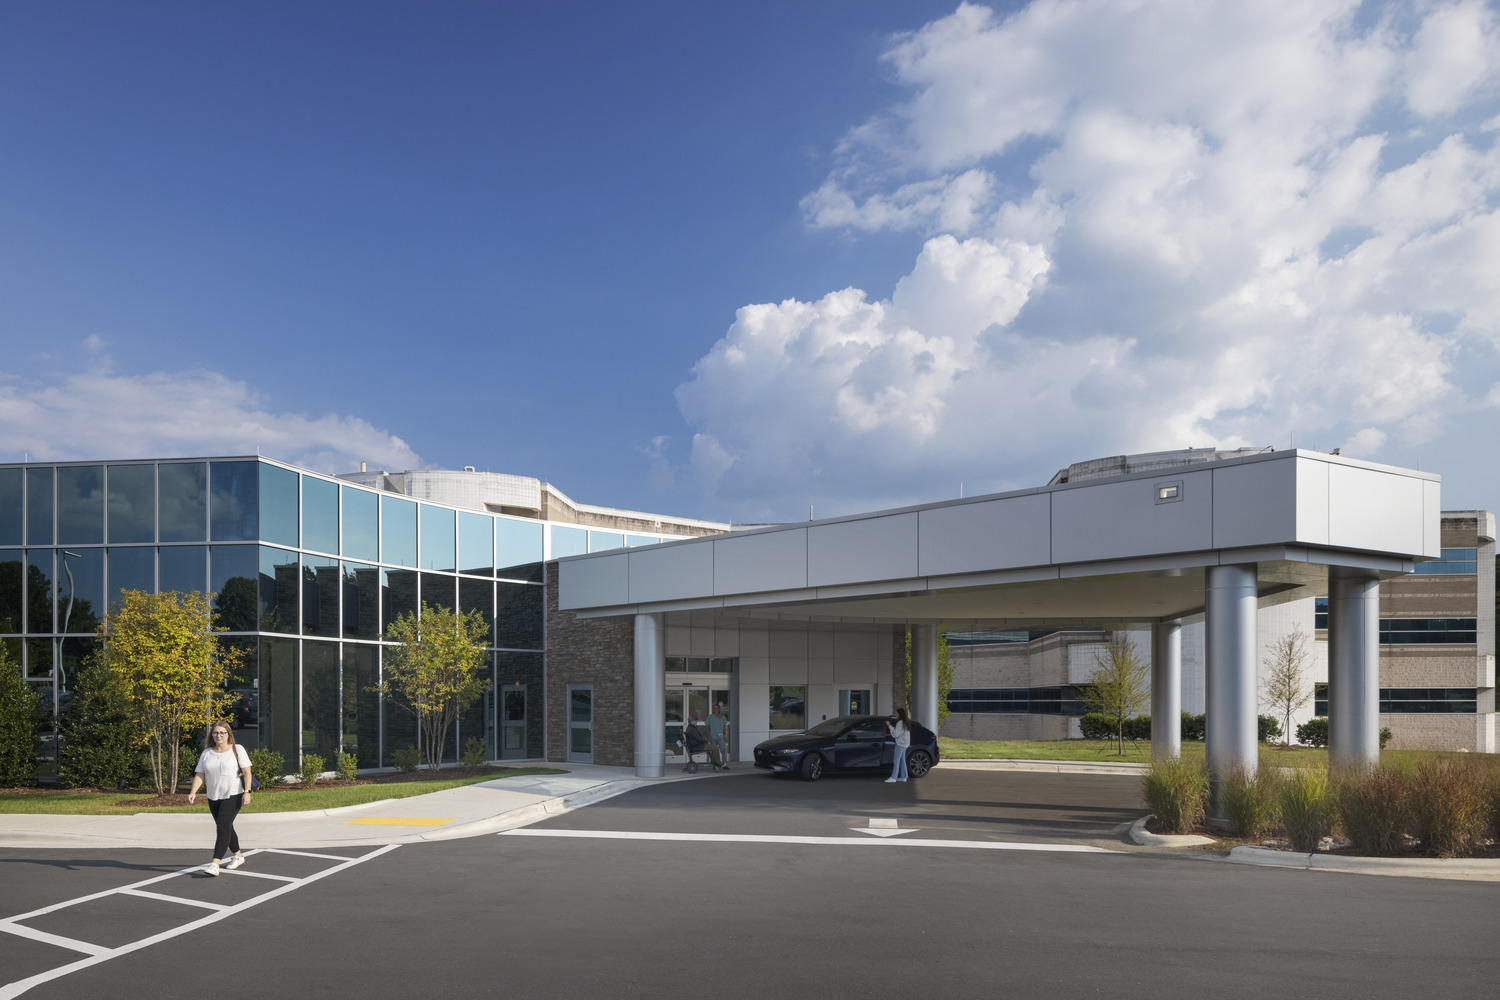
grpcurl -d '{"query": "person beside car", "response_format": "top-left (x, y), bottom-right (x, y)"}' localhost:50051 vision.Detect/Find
top-left (885, 707), bottom-right (912, 783)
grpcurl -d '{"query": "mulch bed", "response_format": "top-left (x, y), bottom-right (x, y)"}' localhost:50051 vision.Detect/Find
top-left (1, 765), bottom-right (524, 809)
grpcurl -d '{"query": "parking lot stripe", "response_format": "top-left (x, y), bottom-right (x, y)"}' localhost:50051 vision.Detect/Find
top-left (116, 889), bottom-right (228, 912)
top-left (0, 844), bottom-right (398, 1000)
top-left (498, 830), bottom-right (1121, 853)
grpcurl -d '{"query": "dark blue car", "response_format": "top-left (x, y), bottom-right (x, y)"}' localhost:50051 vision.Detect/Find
top-left (753, 714), bottom-right (939, 781)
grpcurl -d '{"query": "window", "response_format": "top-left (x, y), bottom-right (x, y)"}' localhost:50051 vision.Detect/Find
top-left (419, 505), bottom-right (456, 572)
top-left (1315, 683), bottom-right (1478, 715)
top-left (589, 531), bottom-right (624, 553)
top-left (947, 686), bottom-right (1090, 716)
top-left (381, 497), bottom-right (418, 567)
top-left (211, 461), bottom-right (259, 541)
top-left (341, 563), bottom-right (381, 639)
top-left (258, 463), bottom-right (299, 548)
top-left (1413, 548), bottom-right (1478, 574)
top-left (56, 466), bottom-right (104, 544)
top-left (1379, 618), bottom-right (1477, 644)
top-left (302, 476), bottom-right (339, 555)
top-left (497, 518), bottom-right (543, 582)
top-left (158, 463), bottom-right (207, 543)
top-left (769, 686), bottom-right (806, 730)
top-left (0, 469), bottom-right (21, 545)
top-left (458, 512), bottom-right (493, 576)
top-left (258, 546), bottom-right (299, 634)
top-left (107, 465), bottom-right (156, 543)
top-left (550, 525), bottom-right (587, 559)
top-left (342, 487), bottom-right (379, 563)
top-left (26, 468), bottom-right (54, 545)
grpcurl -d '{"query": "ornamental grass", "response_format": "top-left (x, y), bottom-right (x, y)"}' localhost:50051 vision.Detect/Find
top-left (1140, 756), bottom-right (1208, 833)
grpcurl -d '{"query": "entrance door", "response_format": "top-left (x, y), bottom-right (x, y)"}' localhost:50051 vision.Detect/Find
top-left (500, 685), bottom-right (527, 760)
top-left (567, 684), bottom-right (593, 763)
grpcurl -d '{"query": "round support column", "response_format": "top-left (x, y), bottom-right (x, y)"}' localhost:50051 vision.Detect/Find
top-left (1328, 568), bottom-right (1380, 770)
top-left (910, 624), bottom-right (940, 732)
top-left (1151, 622), bottom-right (1182, 761)
top-left (633, 613), bottom-right (666, 778)
top-left (1205, 564), bottom-right (1258, 820)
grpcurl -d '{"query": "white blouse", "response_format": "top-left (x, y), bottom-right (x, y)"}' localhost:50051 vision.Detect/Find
top-left (195, 745), bottom-right (251, 801)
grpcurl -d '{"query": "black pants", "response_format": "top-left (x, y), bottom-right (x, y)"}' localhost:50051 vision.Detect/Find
top-left (207, 795), bottom-right (243, 860)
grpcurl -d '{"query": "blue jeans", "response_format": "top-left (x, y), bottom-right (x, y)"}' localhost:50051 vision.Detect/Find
top-left (890, 747), bottom-right (909, 780)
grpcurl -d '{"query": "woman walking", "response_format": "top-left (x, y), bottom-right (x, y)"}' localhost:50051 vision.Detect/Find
top-left (885, 707), bottom-right (912, 783)
top-left (187, 721), bottom-right (252, 875)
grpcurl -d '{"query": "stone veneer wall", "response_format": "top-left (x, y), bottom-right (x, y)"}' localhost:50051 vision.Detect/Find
top-left (544, 565), bottom-right (636, 766)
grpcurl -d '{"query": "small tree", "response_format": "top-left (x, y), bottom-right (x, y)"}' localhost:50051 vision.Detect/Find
top-left (1077, 635), bottom-right (1150, 757)
top-left (95, 590), bottom-right (242, 795)
top-left (899, 629), bottom-right (956, 726)
top-left (0, 644), bottom-right (41, 787)
top-left (1260, 628), bottom-right (1312, 748)
top-left (59, 657), bottom-right (143, 790)
top-left (379, 603), bottom-right (491, 772)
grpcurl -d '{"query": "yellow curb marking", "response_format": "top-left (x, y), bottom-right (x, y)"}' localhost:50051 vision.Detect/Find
top-left (342, 817), bottom-right (454, 827)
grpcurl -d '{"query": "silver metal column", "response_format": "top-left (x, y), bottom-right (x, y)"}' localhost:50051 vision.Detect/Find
top-left (910, 624), bottom-right (939, 731)
top-left (633, 613), bottom-right (666, 778)
top-left (1328, 567), bottom-right (1380, 769)
top-left (1205, 564), bottom-right (1258, 820)
top-left (1151, 622), bottom-right (1182, 761)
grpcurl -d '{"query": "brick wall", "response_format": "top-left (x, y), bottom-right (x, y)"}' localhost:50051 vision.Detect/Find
top-left (544, 565), bottom-right (636, 766)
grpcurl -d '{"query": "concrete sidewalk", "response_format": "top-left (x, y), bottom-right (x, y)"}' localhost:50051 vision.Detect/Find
top-left (0, 763), bottom-right (686, 851)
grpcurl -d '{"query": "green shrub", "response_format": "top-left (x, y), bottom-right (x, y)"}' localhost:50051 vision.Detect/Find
top-left (1277, 767), bottom-right (1333, 852)
top-left (298, 753), bottom-right (325, 787)
top-left (1378, 727), bottom-right (1392, 750)
top-left (0, 652), bottom-right (42, 788)
top-left (1408, 758), bottom-right (1490, 858)
top-left (1333, 765), bottom-right (1409, 856)
top-left (1123, 715), bottom-right (1151, 741)
top-left (336, 751), bottom-right (359, 782)
top-left (1180, 712), bottom-right (1205, 741)
top-left (247, 747), bottom-right (285, 788)
top-left (1079, 713), bottom-right (1114, 740)
top-left (462, 736), bottom-right (487, 768)
top-left (1257, 715), bottom-right (1282, 745)
top-left (58, 659), bottom-right (142, 790)
top-left (1220, 764), bottom-right (1279, 838)
top-left (1140, 756), bottom-right (1208, 833)
top-left (393, 744), bottom-right (421, 773)
top-left (1295, 717), bottom-right (1328, 747)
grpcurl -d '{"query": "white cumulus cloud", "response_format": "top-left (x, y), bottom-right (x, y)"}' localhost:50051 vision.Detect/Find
top-left (668, 0), bottom-right (1500, 519)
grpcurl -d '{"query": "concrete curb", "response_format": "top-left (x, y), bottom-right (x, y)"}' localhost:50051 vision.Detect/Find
top-left (409, 777), bottom-right (657, 842)
top-left (1128, 815), bottom-right (1217, 847)
top-left (943, 759), bottom-right (1148, 775)
top-left (1229, 845), bottom-right (1500, 878)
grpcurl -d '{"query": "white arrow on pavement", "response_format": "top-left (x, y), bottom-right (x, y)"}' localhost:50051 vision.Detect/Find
top-left (854, 817), bottom-right (917, 838)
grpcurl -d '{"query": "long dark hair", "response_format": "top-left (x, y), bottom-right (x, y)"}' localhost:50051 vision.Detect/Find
top-left (893, 706), bottom-right (911, 730)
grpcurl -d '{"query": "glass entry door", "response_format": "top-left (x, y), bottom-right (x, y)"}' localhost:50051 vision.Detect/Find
top-left (665, 684), bottom-right (733, 762)
top-left (567, 684), bottom-right (593, 763)
top-left (500, 685), bottom-right (527, 760)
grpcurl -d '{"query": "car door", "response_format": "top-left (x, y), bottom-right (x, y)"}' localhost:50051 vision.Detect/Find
top-left (833, 719), bottom-right (889, 769)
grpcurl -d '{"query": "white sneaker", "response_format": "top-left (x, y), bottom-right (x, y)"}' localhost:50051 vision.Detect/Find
top-left (884, 778), bottom-right (897, 783)
top-left (224, 854), bottom-right (245, 871)
top-left (206, 862), bottom-right (220, 876)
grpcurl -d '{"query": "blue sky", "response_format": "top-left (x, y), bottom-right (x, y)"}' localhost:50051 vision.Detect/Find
top-left (3, 1), bottom-right (1500, 525)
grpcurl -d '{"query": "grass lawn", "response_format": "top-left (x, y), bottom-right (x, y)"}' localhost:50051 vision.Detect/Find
top-left (0, 767), bottom-right (567, 816)
top-left (937, 738), bottom-right (1464, 770)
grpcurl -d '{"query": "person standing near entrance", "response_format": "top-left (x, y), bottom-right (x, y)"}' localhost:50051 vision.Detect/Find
top-left (885, 707), bottom-right (912, 783)
top-left (706, 703), bottom-right (730, 769)
top-left (187, 722), bottom-right (252, 875)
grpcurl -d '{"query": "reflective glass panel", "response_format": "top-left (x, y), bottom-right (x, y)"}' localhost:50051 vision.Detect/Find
top-left (382, 645), bottom-right (418, 769)
top-left (496, 519), bottom-right (543, 582)
top-left (550, 525), bottom-right (587, 559)
top-left (258, 463), bottom-right (298, 548)
top-left (27, 550), bottom-right (53, 633)
top-left (458, 512), bottom-right (493, 576)
top-left (0, 469), bottom-right (21, 545)
top-left (627, 535), bottom-right (660, 546)
top-left (459, 577), bottom-right (494, 638)
top-left (459, 675), bottom-right (490, 762)
top-left (211, 461), bottom-right (258, 541)
top-left (769, 686), bottom-right (806, 730)
top-left (497, 652), bottom-right (543, 758)
top-left (343, 643), bottom-right (380, 767)
top-left (210, 544), bottom-right (258, 632)
top-left (258, 547), bottom-right (299, 633)
top-left (107, 465), bottom-right (155, 543)
top-left (382, 568), bottom-right (418, 632)
top-left (421, 573), bottom-right (456, 614)
top-left (419, 505), bottom-right (456, 572)
top-left (159, 545), bottom-right (207, 594)
top-left (60, 637), bottom-right (96, 701)
top-left (342, 487), bottom-right (378, 562)
top-left (342, 563), bottom-right (381, 640)
top-left (302, 555), bottom-right (340, 638)
top-left (58, 548), bottom-right (103, 635)
top-left (56, 466), bottom-right (104, 545)
top-left (381, 497), bottom-right (417, 567)
top-left (302, 476), bottom-right (339, 554)
top-left (158, 463), bottom-right (207, 543)
top-left (571, 686), bottom-right (592, 722)
top-left (0, 551), bottom-right (19, 632)
top-left (107, 547), bottom-right (155, 611)
top-left (496, 582), bottom-right (543, 649)
top-left (27, 637), bottom-right (53, 679)
top-left (258, 637), bottom-right (300, 765)
top-left (303, 640), bottom-right (340, 763)
top-left (221, 637), bottom-right (259, 749)
top-left (26, 468), bottom-right (53, 545)
top-left (589, 531), bottom-right (624, 553)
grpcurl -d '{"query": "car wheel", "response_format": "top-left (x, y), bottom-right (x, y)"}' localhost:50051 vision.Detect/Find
top-left (906, 749), bottom-right (933, 778)
top-left (800, 753), bottom-right (824, 782)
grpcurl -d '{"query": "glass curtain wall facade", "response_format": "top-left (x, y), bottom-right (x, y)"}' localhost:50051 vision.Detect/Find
top-left (1, 457), bottom-right (672, 778)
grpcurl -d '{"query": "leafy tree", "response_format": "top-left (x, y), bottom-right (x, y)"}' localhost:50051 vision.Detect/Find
top-left (95, 590), bottom-right (242, 795)
top-left (899, 629), bottom-right (955, 726)
top-left (0, 643), bottom-right (41, 786)
top-left (212, 576), bottom-right (258, 633)
top-left (58, 657), bottom-right (143, 790)
top-left (379, 602), bottom-right (491, 772)
top-left (1260, 628), bottom-right (1311, 748)
top-left (1077, 635), bottom-right (1150, 757)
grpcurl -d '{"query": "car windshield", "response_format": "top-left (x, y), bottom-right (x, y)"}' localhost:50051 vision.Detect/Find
top-left (803, 716), bottom-right (863, 737)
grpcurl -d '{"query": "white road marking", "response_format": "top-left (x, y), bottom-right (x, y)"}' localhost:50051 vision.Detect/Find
top-left (499, 829), bottom-right (1120, 853)
top-left (855, 817), bottom-right (915, 837)
top-left (0, 845), bottom-right (398, 1000)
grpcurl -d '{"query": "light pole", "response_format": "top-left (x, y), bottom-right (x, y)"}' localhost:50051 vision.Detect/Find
top-left (60, 551), bottom-right (80, 697)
